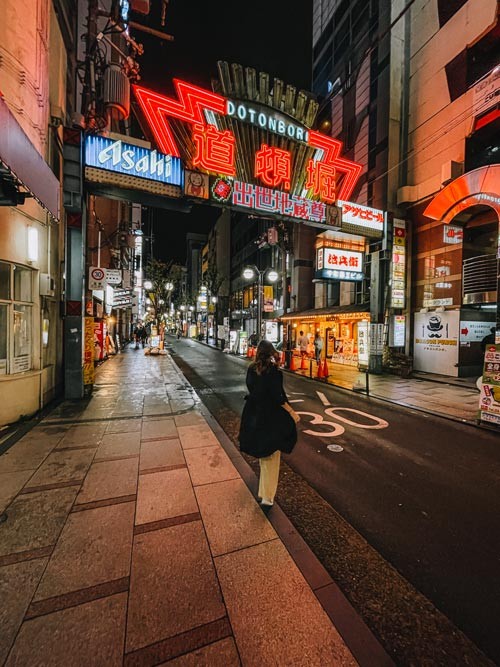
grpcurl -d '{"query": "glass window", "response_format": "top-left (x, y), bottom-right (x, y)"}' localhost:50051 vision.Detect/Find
top-left (0, 262), bottom-right (10, 300)
top-left (0, 304), bottom-right (7, 374)
top-left (12, 305), bottom-right (32, 373)
top-left (14, 265), bottom-right (32, 302)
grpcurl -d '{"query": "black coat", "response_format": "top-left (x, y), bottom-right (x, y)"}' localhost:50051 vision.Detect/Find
top-left (239, 364), bottom-right (297, 458)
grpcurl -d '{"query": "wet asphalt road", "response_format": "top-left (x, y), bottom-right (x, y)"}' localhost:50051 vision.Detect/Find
top-left (169, 336), bottom-right (500, 664)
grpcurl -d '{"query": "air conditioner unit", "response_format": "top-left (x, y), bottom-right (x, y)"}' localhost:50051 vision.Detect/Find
top-left (40, 273), bottom-right (55, 297)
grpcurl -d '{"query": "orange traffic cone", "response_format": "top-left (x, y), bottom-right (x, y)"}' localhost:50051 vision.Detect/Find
top-left (280, 351), bottom-right (285, 366)
top-left (317, 359), bottom-right (324, 378)
top-left (300, 355), bottom-right (307, 370)
top-left (290, 354), bottom-right (297, 371)
top-left (322, 359), bottom-right (329, 378)
top-left (247, 345), bottom-right (252, 358)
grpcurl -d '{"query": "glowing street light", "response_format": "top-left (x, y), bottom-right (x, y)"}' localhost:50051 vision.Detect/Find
top-left (242, 265), bottom-right (279, 341)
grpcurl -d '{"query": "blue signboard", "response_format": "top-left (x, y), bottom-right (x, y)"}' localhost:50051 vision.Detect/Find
top-left (85, 135), bottom-right (183, 187)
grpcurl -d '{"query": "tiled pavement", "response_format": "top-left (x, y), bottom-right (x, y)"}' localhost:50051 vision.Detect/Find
top-left (0, 351), bottom-right (393, 667)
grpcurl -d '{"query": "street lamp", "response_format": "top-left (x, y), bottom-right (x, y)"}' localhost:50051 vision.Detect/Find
top-left (242, 265), bottom-right (279, 341)
top-left (143, 280), bottom-right (153, 290)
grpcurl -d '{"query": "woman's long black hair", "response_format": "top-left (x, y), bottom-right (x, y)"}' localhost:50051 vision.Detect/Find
top-left (252, 340), bottom-right (279, 375)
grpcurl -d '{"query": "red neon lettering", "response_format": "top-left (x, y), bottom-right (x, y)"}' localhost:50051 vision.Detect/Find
top-left (349, 257), bottom-right (359, 267)
top-left (339, 255), bottom-right (348, 266)
top-left (306, 160), bottom-right (337, 203)
top-left (192, 124), bottom-right (236, 176)
top-left (255, 144), bottom-right (291, 190)
top-left (133, 81), bottom-right (226, 157)
top-left (307, 131), bottom-right (362, 202)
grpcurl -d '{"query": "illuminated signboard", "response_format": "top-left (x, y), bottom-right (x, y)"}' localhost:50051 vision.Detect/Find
top-left (443, 224), bottom-right (463, 244)
top-left (315, 246), bottom-right (364, 281)
top-left (338, 200), bottom-right (385, 238)
top-left (85, 136), bottom-right (183, 187)
top-left (133, 79), bottom-right (362, 204)
top-left (391, 218), bottom-right (406, 308)
top-left (211, 177), bottom-right (341, 228)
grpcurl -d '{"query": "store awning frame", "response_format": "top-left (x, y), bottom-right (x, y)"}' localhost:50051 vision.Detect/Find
top-left (0, 96), bottom-right (60, 220)
top-left (280, 304), bottom-right (370, 321)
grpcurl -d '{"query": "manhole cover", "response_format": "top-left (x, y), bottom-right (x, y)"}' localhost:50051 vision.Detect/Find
top-left (327, 444), bottom-right (344, 453)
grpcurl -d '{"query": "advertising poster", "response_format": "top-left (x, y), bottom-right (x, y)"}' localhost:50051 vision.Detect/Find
top-left (83, 317), bottom-right (95, 385)
top-left (413, 311), bottom-right (459, 376)
top-left (94, 320), bottom-right (106, 361)
top-left (265, 321), bottom-right (279, 343)
top-left (479, 344), bottom-right (500, 426)
top-left (238, 331), bottom-right (248, 356)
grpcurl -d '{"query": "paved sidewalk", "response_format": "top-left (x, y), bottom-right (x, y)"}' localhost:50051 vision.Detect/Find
top-left (0, 350), bottom-right (393, 666)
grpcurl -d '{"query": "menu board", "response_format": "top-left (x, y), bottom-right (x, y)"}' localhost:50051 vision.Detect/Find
top-left (479, 344), bottom-right (500, 427)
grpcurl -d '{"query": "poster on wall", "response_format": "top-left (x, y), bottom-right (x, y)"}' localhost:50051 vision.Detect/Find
top-left (413, 311), bottom-right (460, 376)
top-left (478, 344), bottom-right (500, 426)
top-left (265, 321), bottom-right (279, 343)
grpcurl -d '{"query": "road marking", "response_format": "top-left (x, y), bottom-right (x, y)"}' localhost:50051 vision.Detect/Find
top-left (324, 407), bottom-right (388, 429)
top-left (288, 399), bottom-right (304, 404)
top-left (327, 444), bottom-right (344, 453)
top-left (296, 412), bottom-right (345, 437)
top-left (316, 391), bottom-right (330, 406)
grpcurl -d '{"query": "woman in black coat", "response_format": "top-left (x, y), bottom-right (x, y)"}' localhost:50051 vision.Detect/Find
top-left (239, 340), bottom-right (298, 510)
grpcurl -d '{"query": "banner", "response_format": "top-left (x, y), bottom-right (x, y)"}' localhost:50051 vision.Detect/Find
top-left (83, 317), bottom-right (95, 385)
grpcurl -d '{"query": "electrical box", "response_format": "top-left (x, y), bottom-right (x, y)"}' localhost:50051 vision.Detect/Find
top-left (40, 273), bottom-right (55, 297)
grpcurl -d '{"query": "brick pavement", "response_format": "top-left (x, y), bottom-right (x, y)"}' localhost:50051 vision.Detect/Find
top-left (0, 350), bottom-right (393, 667)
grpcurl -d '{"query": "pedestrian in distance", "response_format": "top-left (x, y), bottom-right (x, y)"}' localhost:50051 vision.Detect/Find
top-left (480, 327), bottom-right (496, 352)
top-left (239, 340), bottom-right (299, 511)
top-left (314, 331), bottom-right (323, 364)
top-left (298, 330), bottom-right (309, 359)
top-left (249, 331), bottom-right (258, 348)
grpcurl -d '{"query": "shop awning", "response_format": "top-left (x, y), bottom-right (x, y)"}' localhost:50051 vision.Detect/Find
top-left (0, 96), bottom-right (60, 220)
top-left (281, 304), bottom-right (370, 320)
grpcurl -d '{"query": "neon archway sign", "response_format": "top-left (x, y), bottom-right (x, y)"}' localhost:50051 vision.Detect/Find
top-left (133, 79), bottom-right (362, 204)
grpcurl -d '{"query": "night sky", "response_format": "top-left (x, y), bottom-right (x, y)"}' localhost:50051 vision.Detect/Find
top-left (133, 0), bottom-right (313, 263)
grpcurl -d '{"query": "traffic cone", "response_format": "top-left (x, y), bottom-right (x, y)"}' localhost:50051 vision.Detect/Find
top-left (322, 359), bottom-right (329, 378)
top-left (290, 354), bottom-right (297, 371)
top-left (247, 345), bottom-right (252, 358)
top-left (280, 351), bottom-right (285, 366)
top-left (300, 355), bottom-right (307, 370)
top-left (317, 359), bottom-right (324, 378)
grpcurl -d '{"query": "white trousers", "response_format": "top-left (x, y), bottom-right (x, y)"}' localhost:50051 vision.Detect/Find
top-left (258, 450), bottom-right (281, 504)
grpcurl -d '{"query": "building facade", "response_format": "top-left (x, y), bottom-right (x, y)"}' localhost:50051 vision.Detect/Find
top-left (0, 0), bottom-right (75, 424)
top-left (398, 0), bottom-right (499, 377)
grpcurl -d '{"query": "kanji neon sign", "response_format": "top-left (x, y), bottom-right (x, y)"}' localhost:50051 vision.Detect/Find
top-left (133, 80), bottom-right (362, 202)
top-left (255, 144), bottom-right (291, 190)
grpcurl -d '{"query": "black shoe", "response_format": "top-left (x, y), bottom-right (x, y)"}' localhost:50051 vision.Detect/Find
top-left (259, 501), bottom-right (273, 513)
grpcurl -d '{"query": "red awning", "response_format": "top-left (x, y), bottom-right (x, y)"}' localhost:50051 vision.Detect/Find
top-left (0, 96), bottom-right (60, 220)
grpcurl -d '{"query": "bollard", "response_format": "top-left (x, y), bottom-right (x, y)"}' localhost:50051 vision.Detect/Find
top-left (309, 358), bottom-right (313, 378)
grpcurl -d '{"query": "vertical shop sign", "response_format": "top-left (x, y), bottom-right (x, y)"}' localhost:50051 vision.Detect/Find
top-left (479, 344), bottom-right (500, 426)
top-left (83, 317), bottom-right (95, 385)
top-left (391, 219), bottom-right (406, 308)
top-left (357, 320), bottom-right (370, 367)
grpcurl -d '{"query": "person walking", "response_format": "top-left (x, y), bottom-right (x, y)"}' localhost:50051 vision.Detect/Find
top-left (239, 340), bottom-right (299, 511)
top-left (298, 330), bottom-right (309, 360)
top-left (314, 332), bottom-right (323, 364)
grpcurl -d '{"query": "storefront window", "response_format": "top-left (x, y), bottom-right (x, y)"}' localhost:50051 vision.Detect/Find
top-left (0, 262), bottom-right (10, 300)
top-left (14, 265), bottom-right (32, 302)
top-left (0, 262), bottom-right (33, 374)
top-left (0, 304), bottom-right (7, 374)
top-left (13, 305), bottom-right (32, 373)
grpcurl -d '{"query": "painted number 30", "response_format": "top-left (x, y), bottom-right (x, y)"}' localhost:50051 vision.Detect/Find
top-left (297, 407), bottom-right (388, 437)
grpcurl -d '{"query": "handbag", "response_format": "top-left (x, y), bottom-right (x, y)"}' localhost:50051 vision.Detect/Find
top-left (282, 402), bottom-right (300, 424)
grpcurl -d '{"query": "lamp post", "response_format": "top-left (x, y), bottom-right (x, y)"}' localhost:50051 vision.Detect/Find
top-left (242, 266), bottom-right (279, 342)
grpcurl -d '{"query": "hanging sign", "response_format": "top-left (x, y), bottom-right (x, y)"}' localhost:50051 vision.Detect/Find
top-left (85, 135), bottom-right (183, 186)
top-left (133, 79), bottom-right (362, 204)
top-left (338, 201), bottom-right (385, 238)
top-left (315, 246), bottom-right (364, 281)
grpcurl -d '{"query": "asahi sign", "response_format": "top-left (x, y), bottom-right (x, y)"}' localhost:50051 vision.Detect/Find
top-left (85, 136), bottom-right (183, 186)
